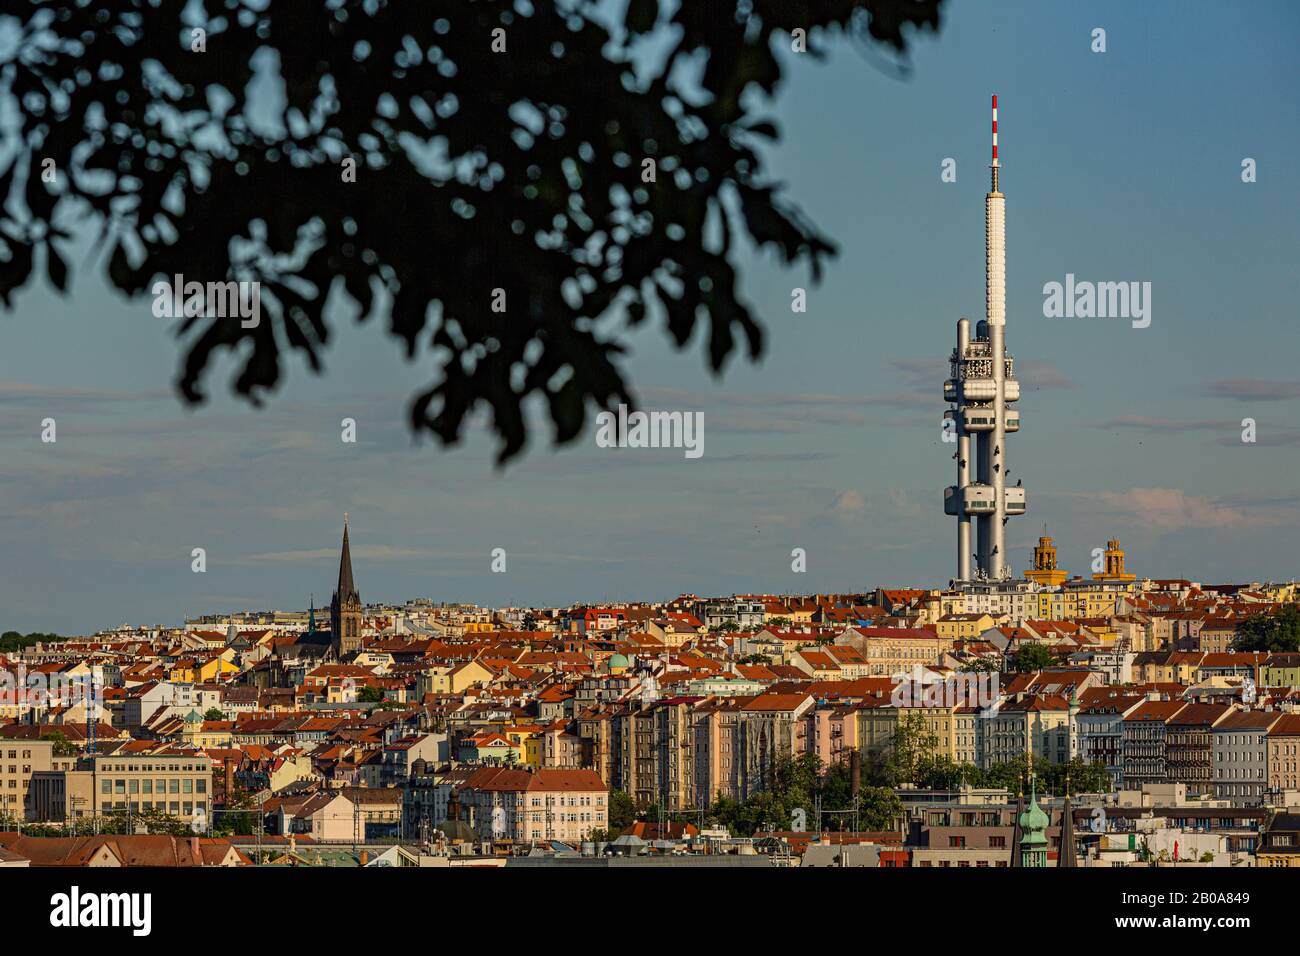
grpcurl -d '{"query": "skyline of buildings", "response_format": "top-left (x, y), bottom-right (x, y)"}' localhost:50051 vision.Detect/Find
top-left (5, 2), bottom-right (1299, 636)
top-left (3, 516), bottom-right (1300, 873)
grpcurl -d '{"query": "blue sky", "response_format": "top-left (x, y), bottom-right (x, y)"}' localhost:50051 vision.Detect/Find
top-left (2, 0), bottom-right (1299, 634)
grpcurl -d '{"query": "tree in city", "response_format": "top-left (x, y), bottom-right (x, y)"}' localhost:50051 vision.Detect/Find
top-left (203, 707), bottom-right (227, 721)
top-left (1032, 757), bottom-right (1112, 796)
top-left (0, 0), bottom-right (943, 462)
top-left (884, 711), bottom-right (940, 786)
top-left (134, 808), bottom-right (192, 835)
top-left (711, 751), bottom-right (899, 836)
top-left (607, 789), bottom-right (636, 833)
top-left (0, 631), bottom-right (63, 653)
top-left (40, 729), bottom-right (78, 757)
top-left (213, 789), bottom-right (258, 837)
top-left (1234, 605), bottom-right (1300, 653)
top-left (856, 785), bottom-right (903, 831)
top-left (1010, 642), bottom-right (1057, 673)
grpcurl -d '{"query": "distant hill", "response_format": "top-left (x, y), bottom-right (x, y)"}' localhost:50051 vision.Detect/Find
top-left (0, 631), bottom-right (65, 653)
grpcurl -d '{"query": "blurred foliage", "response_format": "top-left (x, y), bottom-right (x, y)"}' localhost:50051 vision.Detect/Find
top-left (0, 0), bottom-right (941, 461)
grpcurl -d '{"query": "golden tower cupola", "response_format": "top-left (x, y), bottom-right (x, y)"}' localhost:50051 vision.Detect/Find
top-left (1092, 538), bottom-right (1136, 582)
top-left (1024, 529), bottom-right (1067, 586)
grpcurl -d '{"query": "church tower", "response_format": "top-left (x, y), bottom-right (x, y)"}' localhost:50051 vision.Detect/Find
top-left (330, 515), bottom-right (363, 657)
top-left (1017, 776), bottom-right (1049, 867)
top-left (1093, 538), bottom-right (1136, 582)
top-left (1024, 528), bottom-right (1068, 587)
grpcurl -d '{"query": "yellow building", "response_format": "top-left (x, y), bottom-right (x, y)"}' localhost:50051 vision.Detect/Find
top-left (197, 654), bottom-right (239, 682)
top-left (835, 627), bottom-right (953, 677)
top-left (419, 659), bottom-right (494, 695)
top-left (1035, 582), bottom-right (1133, 621)
top-left (187, 718), bottom-right (234, 749)
top-left (1258, 812), bottom-right (1300, 866)
top-left (857, 702), bottom-right (959, 764)
top-left (503, 725), bottom-right (544, 769)
top-left (936, 613), bottom-right (995, 641)
top-left (1262, 654), bottom-right (1300, 689)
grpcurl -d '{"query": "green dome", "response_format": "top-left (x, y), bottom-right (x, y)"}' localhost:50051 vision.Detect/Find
top-left (1019, 802), bottom-right (1049, 834)
top-left (1018, 783), bottom-right (1049, 844)
top-left (609, 653), bottom-right (630, 670)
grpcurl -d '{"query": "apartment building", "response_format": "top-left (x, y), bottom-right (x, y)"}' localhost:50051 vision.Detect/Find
top-left (735, 693), bottom-right (814, 800)
top-left (1267, 714), bottom-right (1300, 793)
top-left (31, 753), bottom-right (212, 825)
top-left (456, 767), bottom-right (607, 844)
top-left (1212, 710), bottom-right (1279, 803)
top-left (833, 627), bottom-right (952, 677)
top-left (0, 738), bottom-right (76, 821)
top-left (1075, 692), bottom-right (1144, 787)
top-left (1121, 700), bottom-right (1186, 789)
top-left (981, 695), bottom-right (1071, 768)
top-left (1164, 703), bottom-right (1231, 797)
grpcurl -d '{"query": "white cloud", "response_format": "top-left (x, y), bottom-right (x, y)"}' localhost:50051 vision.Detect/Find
top-left (1090, 487), bottom-right (1256, 531)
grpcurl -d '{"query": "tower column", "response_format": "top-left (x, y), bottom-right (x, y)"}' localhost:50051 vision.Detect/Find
top-left (957, 318), bottom-right (971, 582)
top-left (987, 181), bottom-right (1007, 578)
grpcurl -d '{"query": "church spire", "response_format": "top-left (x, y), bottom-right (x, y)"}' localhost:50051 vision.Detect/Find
top-left (330, 515), bottom-right (363, 657)
top-left (1017, 774), bottom-right (1049, 867)
top-left (337, 515), bottom-right (358, 605)
top-left (1058, 772), bottom-right (1078, 868)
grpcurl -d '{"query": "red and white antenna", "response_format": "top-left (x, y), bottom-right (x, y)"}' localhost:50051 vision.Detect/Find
top-left (990, 94), bottom-right (999, 191)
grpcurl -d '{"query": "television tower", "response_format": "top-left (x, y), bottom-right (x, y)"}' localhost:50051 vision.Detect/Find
top-left (944, 95), bottom-right (1026, 580)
